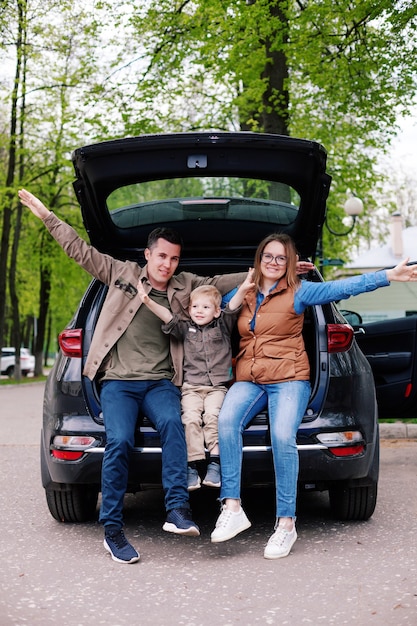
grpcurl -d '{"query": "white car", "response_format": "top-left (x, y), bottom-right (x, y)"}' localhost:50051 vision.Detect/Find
top-left (1, 347), bottom-right (35, 377)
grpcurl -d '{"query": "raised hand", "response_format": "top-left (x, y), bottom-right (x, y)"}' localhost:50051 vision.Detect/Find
top-left (18, 189), bottom-right (51, 219)
top-left (386, 258), bottom-right (417, 282)
top-left (296, 260), bottom-right (314, 274)
top-left (240, 267), bottom-right (256, 294)
top-left (136, 279), bottom-right (150, 303)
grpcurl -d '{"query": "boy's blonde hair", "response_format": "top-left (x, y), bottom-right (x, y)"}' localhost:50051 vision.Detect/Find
top-left (189, 284), bottom-right (222, 308)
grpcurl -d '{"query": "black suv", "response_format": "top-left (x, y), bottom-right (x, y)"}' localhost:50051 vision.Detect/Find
top-left (42, 132), bottom-right (383, 524)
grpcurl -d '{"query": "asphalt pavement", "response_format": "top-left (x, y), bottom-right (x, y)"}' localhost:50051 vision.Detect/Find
top-left (1, 381), bottom-right (417, 625)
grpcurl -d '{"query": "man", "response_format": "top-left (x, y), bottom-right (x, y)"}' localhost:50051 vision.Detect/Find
top-left (18, 189), bottom-right (245, 565)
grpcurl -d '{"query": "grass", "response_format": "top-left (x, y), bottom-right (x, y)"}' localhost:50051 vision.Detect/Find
top-left (379, 418), bottom-right (417, 423)
top-left (0, 374), bottom-right (48, 385)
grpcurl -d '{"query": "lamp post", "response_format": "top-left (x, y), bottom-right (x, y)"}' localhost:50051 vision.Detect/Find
top-left (326, 195), bottom-right (364, 236)
top-left (318, 194), bottom-right (363, 274)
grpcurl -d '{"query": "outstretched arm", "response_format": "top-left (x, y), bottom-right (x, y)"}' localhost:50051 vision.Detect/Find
top-left (18, 189), bottom-right (51, 219)
top-left (295, 259), bottom-right (417, 315)
top-left (18, 189), bottom-right (126, 287)
top-left (386, 258), bottom-right (417, 282)
top-left (137, 280), bottom-right (173, 323)
top-left (228, 268), bottom-right (255, 311)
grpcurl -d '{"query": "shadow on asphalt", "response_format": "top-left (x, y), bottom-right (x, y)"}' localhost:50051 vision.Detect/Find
top-left (102, 482), bottom-right (333, 535)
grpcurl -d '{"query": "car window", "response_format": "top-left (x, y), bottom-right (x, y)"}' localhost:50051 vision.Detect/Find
top-left (107, 177), bottom-right (300, 229)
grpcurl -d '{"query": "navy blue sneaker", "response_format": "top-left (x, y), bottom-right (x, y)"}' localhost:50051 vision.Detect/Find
top-left (162, 507), bottom-right (200, 536)
top-left (104, 528), bottom-right (140, 564)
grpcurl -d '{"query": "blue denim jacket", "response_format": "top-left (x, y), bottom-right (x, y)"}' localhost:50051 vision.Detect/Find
top-left (293, 270), bottom-right (390, 314)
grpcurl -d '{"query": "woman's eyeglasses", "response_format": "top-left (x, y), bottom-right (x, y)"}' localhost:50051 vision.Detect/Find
top-left (261, 253), bottom-right (287, 266)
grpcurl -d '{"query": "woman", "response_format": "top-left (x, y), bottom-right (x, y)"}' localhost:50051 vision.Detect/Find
top-left (210, 232), bottom-right (417, 559)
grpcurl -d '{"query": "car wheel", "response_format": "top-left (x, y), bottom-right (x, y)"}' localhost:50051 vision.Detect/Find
top-left (6, 365), bottom-right (14, 377)
top-left (329, 428), bottom-right (379, 521)
top-left (329, 482), bottom-right (378, 521)
top-left (45, 485), bottom-right (99, 523)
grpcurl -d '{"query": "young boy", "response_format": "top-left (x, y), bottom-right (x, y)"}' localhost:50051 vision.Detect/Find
top-left (137, 269), bottom-right (254, 490)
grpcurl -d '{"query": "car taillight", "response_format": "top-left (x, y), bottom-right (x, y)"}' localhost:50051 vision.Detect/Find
top-left (328, 445), bottom-right (365, 457)
top-left (316, 431), bottom-right (365, 457)
top-left (51, 435), bottom-right (96, 461)
top-left (52, 450), bottom-right (84, 460)
top-left (59, 328), bottom-right (83, 358)
top-left (327, 323), bottom-right (353, 353)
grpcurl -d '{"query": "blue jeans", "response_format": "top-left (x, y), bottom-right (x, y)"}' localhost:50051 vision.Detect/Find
top-left (218, 380), bottom-right (311, 519)
top-left (99, 379), bottom-right (188, 529)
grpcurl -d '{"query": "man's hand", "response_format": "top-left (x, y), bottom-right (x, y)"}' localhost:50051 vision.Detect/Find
top-left (18, 189), bottom-right (51, 219)
top-left (296, 260), bottom-right (314, 274)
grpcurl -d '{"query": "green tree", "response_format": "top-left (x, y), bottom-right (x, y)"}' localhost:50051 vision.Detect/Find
top-left (0, 0), bottom-right (29, 379)
top-left (0, 0), bottom-right (111, 373)
top-left (125, 0), bottom-right (417, 266)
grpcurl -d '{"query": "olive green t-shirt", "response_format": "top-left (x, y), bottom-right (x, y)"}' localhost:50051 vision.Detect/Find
top-left (103, 289), bottom-right (172, 380)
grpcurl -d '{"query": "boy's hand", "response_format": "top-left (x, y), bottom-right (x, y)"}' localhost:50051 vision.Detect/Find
top-left (240, 268), bottom-right (256, 293)
top-left (137, 280), bottom-right (150, 303)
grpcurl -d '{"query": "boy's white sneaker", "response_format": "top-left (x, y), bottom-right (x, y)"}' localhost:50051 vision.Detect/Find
top-left (263, 525), bottom-right (297, 559)
top-left (210, 505), bottom-right (251, 543)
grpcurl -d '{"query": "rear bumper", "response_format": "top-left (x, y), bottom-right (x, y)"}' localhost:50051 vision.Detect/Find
top-left (42, 440), bottom-right (377, 492)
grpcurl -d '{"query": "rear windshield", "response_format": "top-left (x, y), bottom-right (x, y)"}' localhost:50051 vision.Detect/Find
top-left (107, 177), bottom-right (300, 228)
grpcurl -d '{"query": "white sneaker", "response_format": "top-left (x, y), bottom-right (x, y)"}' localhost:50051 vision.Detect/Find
top-left (263, 525), bottom-right (297, 559)
top-left (210, 505), bottom-right (251, 543)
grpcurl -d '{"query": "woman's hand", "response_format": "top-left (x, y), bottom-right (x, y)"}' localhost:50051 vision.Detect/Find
top-left (386, 258), bottom-right (417, 282)
top-left (18, 189), bottom-right (51, 219)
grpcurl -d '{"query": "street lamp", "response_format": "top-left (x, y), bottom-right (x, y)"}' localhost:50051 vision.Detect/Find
top-left (317, 194), bottom-right (363, 272)
top-left (325, 194), bottom-right (363, 236)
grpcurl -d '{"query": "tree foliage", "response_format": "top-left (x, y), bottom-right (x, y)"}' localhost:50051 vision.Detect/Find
top-left (126, 0), bottom-right (417, 262)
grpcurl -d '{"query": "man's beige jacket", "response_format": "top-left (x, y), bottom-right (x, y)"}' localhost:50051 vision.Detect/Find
top-left (44, 212), bottom-right (243, 384)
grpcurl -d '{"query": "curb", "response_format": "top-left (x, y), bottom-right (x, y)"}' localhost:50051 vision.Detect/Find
top-left (379, 423), bottom-right (417, 439)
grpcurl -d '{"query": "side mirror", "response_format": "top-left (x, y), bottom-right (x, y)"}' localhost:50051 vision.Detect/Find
top-left (339, 309), bottom-right (363, 326)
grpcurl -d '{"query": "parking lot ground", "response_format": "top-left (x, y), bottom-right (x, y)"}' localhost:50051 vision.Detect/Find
top-left (1, 383), bottom-right (416, 625)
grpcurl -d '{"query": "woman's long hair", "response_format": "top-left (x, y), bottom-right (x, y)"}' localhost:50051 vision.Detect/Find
top-left (252, 233), bottom-right (300, 292)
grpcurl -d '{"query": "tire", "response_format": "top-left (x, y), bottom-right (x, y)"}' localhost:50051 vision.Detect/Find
top-left (329, 482), bottom-right (378, 521)
top-left (329, 427), bottom-right (380, 521)
top-left (45, 485), bottom-right (99, 523)
top-left (6, 365), bottom-right (14, 378)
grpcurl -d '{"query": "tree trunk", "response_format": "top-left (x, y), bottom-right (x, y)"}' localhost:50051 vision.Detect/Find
top-left (0, 0), bottom-right (25, 352)
top-left (35, 255), bottom-right (51, 377)
top-left (260, 1), bottom-right (290, 136)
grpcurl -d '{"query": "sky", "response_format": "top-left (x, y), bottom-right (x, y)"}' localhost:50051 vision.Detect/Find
top-left (390, 112), bottom-right (417, 177)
